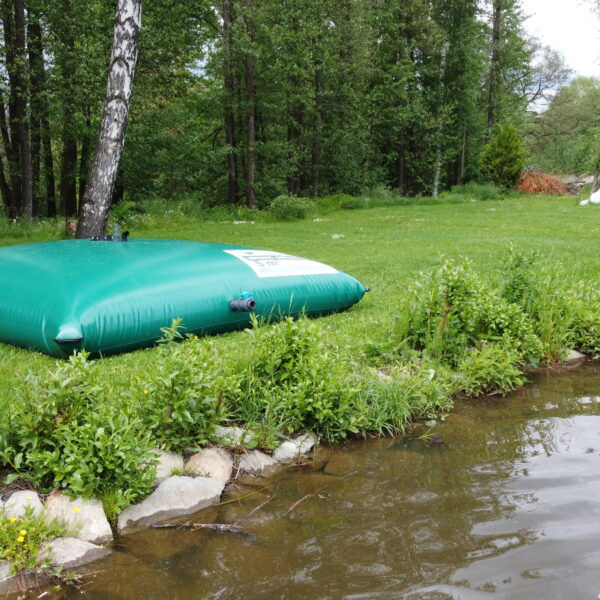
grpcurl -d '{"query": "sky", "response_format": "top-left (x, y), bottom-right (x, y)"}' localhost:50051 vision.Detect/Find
top-left (521, 0), bottom-right (600, 78)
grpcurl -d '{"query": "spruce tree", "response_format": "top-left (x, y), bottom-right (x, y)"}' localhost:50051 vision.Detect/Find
top-left (479, 125), bottom-right (525, 189)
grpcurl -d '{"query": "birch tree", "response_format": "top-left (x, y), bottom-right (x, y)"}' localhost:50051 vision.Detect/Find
top-left (76, 0), bottom-right (141, 238)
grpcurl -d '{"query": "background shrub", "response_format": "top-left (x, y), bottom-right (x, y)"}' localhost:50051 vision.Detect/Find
top-left (479, 125), bottom-right (525, 189)
top-left (268, 196), bottom-right (315, 221)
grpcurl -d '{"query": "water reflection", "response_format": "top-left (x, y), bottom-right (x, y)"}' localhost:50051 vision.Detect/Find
top-left (55, 366), bottom-right (600, 600)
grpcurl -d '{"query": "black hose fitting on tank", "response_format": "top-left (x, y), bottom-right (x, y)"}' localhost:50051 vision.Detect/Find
top-left (230, 296), bottom-right (256, 312)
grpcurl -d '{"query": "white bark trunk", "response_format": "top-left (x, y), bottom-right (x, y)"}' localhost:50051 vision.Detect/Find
top-left (76, 0), bottom-right (141, 238)
top-left (432, 43), bottom-right (448, 199)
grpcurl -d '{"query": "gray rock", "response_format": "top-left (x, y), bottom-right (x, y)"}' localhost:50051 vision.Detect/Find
top-left (2, 490), bottom-right (44, 518)
top-left (117, 475), bottom-right (224, 534)
top-left (214, 426), bottom-right (255, 448)
top-left (238, 450), bottom-right (278, 474)
top-left (564, 349), bottom-right (587, 366)
top-left (0, 562), bottom-right (12, 585)
top-left (154, 450), bottom-right (184, 483)
top-left (44, 491), bottom-right (112, 544)
top-left (40, 537), bottom-right (111, 568)
top-left (273, 433), bottom-right (317, 463)
top-left (185, 447), bottom-right (233, 483)
top-left (0, 561), bottom-right (33, 595)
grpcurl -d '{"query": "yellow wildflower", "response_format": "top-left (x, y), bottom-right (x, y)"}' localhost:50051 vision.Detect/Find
top-left (143, 389), bottom-right (149, 395)
top-left (16, 536), bottom-right (24, 543)
top-left (73, 507), bottom-right (80, 513)
top-left (19, 530), bottom-right (27, 536)
top-left (9, 517), bottom-right (16, 523)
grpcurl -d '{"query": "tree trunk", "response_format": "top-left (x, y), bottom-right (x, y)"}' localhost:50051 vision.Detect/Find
top-left (243, 0), bottom-right (256, 209)
top-left (58, 12), bottom-right (78, 218)
top-left (487, 0), bottom-right (502, 131)
top-left (222, 0), bottom-right (238, 205)
top-left (432, 43), bottom-right (448, 198)
top-left (76, 0), bottom-right (142, 238)
top-left (12, 0), bottom-right (32, 219)
top-left (311, 61), bottom-right (323, 198)
top-left (28, 12), bottom-right (56, 217)
top-left (1, 0), bottom-right (22, 214)
top-left (78, 109), bottom-right (92, 202)
top-left (457, 127), bottom-right (466, 186)
top-left (0, 89), bottom-right (14, 215)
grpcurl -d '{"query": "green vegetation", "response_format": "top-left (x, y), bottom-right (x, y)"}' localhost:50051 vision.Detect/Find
top-left (0, 507), bottom-right (66, 574)
top-left (479, 126), bottom-right (525, 189)
top-left (3, 192), bottom-right (600, 518)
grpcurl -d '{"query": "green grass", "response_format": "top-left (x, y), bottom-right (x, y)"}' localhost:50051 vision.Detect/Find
top-left (0, 192), bottom-right (596, 411)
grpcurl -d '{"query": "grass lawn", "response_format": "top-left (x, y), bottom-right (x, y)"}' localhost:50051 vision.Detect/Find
top-left (0, 193), bottom-right (597, 409)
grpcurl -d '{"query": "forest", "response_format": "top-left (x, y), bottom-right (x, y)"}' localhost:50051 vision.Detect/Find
top-left (0, 0), bottom-right (597, 221)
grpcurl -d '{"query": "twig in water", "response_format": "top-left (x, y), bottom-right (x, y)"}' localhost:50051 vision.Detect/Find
top-left (150, 522), bottom-right (245, 534)
top-left (235, 494), bottom-right (275, 525)
top-left (282, 493), bottom-right (314, 517)
top-left (212, 485), bottom-right (270, 507)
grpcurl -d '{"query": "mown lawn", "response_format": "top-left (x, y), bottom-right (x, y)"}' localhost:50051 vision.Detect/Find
top-left (0, 193), bottom-right (597, 409)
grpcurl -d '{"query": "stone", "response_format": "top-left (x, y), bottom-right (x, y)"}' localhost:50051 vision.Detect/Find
top-left (40, 537), bottom-right (111, 568)
top-left (0, 561), bottom-right (36, 595)
top-left (563, 349), bottom-right (587, 366)
top-left (2, 490), bottom-right (44, 518)
top-left (44, 492), bottom-right (113, 544)
top-left (214, 426), bottom-right (254, 448)
top-left (273, 433), bottom-right (318, 463)
top-left (185, 447), bottom-right (233, 483)
top-left (238, 450), bottom-right (277, 474)
top-left (154, 450), bottom-right (184, 483)
top-left (117, 475), bottom-right (224, 534)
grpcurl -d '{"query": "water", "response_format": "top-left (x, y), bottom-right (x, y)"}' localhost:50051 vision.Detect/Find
top-left (62, 367), bottom-right (600, 599)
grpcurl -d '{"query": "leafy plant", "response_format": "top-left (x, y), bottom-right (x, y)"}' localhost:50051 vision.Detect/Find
top-left (396, 259), bottom-right (543, 367)
top-left (458, 343), bottom-right (526, 397)
top-left (0, 506), bottom-right (66, 574)
top-left (135, 322), bottom-right (231, 451)
top-left (234, 316), bottom-right (368, 441)
top-left (0, 353), bottom-right (157, 516)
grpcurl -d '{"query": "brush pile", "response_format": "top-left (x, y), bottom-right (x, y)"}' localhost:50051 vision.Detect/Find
top-left (517, 170), bottom-right (568, 195)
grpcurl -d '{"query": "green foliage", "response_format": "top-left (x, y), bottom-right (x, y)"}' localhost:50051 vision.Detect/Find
top-left (0, 353), bottom-right (156, 516)
top-left (448, 182), bottom-right (503, 202)
top-left (365, 363), bottom-right (455, 435)
top-left (500, 247), bottom-right (575, 361)
top-left (397, 259), bottom-right (544, 367)
top-left (267, 196), bottom-right (315, 221)
top-left (234, 316), bottom-right (367, 441)
top-left (526, 77), bottom-right (600, 175)
top-left (479, 125), bottom-right (525, 189)
top-left (458, 343), bottom-right (526, 397)
top-left (134, 321), bottom-right (230, 451)
top-left (569, 283), bottom-right (600, 357)
top-left (0, 506), bottom-right (66, 574)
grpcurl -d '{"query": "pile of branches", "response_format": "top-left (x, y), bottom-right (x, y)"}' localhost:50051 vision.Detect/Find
top-left (517, 169), bottom-right (568, 195)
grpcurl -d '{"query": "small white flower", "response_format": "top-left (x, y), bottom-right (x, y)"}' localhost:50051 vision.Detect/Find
top-left (332, 234), bottom-right (345, 239)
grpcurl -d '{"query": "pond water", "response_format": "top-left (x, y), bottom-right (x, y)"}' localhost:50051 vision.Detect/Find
top-left (61, 366), bottom-right (600, 599)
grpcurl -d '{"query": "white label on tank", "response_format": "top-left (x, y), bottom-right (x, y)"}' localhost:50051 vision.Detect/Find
top-left (225, 249), bottom-right (338, 278)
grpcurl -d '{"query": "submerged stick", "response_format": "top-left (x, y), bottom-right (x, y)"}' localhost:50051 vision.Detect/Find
top-left (150, 522), bottom-right (245, 533)
top-left (235, 494), bottom-right (275, 525)
top-left (282, 493), bottom-right (313, 517)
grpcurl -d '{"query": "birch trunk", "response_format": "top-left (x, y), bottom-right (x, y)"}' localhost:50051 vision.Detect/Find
top-left (76, 0), bottom-right (141, 238)
top-left (432, 43), bottom-right (448, 199)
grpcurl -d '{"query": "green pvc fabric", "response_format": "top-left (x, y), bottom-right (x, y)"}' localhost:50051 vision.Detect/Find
top-left (0, 239), bottom-right (366, 357)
